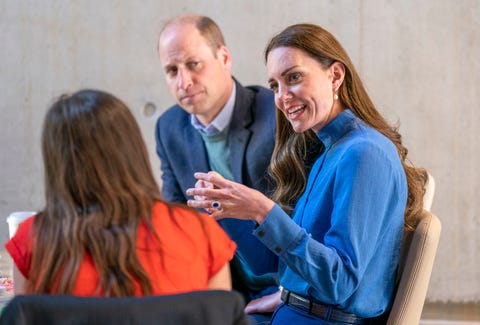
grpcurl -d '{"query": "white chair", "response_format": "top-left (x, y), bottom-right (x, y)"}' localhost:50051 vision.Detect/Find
top-left (423, 172), bottom-right (435, 212)
top-left (386, 209), bottom-right (442, 325)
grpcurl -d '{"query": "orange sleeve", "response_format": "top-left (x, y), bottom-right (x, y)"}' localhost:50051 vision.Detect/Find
top-left (4, 216), bottom-right (35, 278)
top-left (198, 213), bottom-right (237, 279)
top-left (148, 202), bottom-right (237, 291)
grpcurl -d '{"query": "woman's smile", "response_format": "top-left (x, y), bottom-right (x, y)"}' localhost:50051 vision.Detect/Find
top-left (285, 104), bottom-right (306, 120)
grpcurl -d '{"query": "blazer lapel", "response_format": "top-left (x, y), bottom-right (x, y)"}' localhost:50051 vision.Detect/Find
top-left (184, 123), bottom-right (210, 173)
top-left (228, 80), bottom-right (254, 183)
top-left (229, 128), bottom-right (250, 183)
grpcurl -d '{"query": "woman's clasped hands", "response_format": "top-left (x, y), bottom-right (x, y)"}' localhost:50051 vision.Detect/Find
top-left (186, 171), bottom-right (274, 225)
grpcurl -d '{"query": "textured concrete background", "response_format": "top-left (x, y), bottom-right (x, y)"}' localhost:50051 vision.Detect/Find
top-left (0, 0), bottom-right (478, 302)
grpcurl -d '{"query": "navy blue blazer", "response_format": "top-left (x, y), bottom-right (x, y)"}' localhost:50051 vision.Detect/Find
top-left (155, 79), bottom-right (276, 203)
top-left (155, 79), bottom-right (278, 295)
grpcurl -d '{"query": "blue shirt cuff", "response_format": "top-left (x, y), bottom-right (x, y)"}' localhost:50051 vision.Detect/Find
top-left (253, 204), bottom-right (304, 256)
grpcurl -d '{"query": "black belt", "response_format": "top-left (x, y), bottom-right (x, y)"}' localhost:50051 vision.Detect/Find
top-left (280, 287), bottom-right (364, 324)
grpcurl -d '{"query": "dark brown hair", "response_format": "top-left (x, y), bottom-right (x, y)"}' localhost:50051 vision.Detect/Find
top-left (265, 24), bottom-right (427, 230)
top-left (30, 89), bottom-right (163, 296)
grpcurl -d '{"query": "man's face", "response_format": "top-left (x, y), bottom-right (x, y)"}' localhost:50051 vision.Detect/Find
top-left (158, 23), bottom-right (232, 125)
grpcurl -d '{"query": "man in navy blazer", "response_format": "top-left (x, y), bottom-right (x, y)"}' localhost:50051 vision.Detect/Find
top-left (156, 80), bottom-right (275, 204)
top-left (155, 14), bottom-right (279, 323)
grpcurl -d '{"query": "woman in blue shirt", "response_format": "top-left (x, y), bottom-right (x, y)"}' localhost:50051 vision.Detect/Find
top-left (187, 23), bottom-right (427, 324)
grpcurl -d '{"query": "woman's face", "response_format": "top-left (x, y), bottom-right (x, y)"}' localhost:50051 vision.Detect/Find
top-left (267, 46), bottom-right (343, 133)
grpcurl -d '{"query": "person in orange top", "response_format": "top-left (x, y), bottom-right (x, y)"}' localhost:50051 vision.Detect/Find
top-left (5, 89), bottom-right (236, 296)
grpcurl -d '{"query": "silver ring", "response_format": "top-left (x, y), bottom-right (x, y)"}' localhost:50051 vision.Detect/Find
top-left (211, 201), bottom-right (221, 209)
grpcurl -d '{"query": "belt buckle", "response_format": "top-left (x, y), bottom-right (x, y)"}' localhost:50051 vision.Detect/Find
top-left (292, 293), bottom-right (310, 305)
top-left (279, 286), bottom-right (288, 301)
top-left (280, 287), bottom-right (312, 313)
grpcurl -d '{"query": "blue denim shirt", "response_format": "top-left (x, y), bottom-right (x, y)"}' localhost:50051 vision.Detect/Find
top-left (239, 110), bottom-right (407, 317)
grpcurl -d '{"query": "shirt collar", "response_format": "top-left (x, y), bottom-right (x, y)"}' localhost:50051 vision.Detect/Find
top-left (191, 82), bottom-right (236, 136)
top-left (316, 109), bottom-right (358, 148)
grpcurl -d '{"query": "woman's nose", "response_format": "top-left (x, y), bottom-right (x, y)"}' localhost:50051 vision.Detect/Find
top-left (277, 85), bottom-right (293, 103)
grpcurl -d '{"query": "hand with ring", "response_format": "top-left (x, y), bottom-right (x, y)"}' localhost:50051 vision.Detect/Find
top-left (186, 171), bottom-right (275, 224)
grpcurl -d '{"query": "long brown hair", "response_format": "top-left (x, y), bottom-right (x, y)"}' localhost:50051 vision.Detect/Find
top-left (265, 24), bottom-right (427, 230)
top-left (30, 89), bottom-right (163, 296)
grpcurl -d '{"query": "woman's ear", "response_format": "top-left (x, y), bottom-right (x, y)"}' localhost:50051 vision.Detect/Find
top-left (331, 61), bottom-right (345, 91)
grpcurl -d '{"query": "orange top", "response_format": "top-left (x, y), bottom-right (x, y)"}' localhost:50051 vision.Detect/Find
top-left (5, 201), bottom-right (236, 296)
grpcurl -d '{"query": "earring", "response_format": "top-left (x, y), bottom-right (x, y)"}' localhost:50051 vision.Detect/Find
top-left (334, 92), bottom-right (339, 100)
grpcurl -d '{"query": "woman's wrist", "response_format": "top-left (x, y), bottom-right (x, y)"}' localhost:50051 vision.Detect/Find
top-left (254, 199), bottom-right (275, 225)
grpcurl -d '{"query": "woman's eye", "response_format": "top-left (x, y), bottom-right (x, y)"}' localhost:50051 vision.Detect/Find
top-left (269, 83), bottom-right (278, 92)
top-left (288, 72), bottom-right (302, 83)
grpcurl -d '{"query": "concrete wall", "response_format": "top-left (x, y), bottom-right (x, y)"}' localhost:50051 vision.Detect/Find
top-left (0, 0), bottom-right (478, 302)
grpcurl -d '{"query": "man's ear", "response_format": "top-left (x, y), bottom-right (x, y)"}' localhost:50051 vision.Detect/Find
top-left (217, 45), bottom-right (232, 70)
top-left (331, 61), bottom-right (345, 91)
